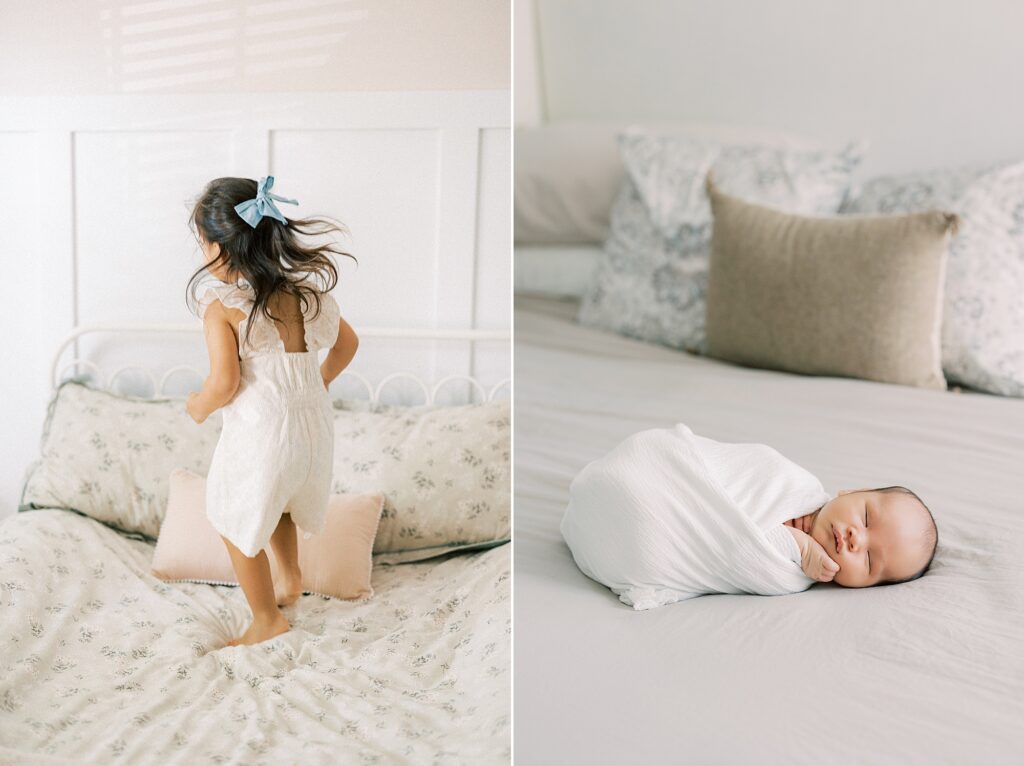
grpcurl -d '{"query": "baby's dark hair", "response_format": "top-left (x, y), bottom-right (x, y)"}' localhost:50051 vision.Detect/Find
top-left (185, 177), bottom-right (357, 350)
top-left (871, 486), bottom-right (938, 586)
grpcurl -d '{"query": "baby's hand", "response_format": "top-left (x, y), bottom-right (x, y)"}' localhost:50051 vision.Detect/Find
top-left (800, 536), bottom-right (840, 582)
top-left (784, 512), bottom-right (814, 534)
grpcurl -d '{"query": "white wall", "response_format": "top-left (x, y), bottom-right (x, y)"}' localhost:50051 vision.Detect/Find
top-left (0, 1), bottom-right (510, 521)
top-left (514, 0), bottom-right (545, 125)
top-left (0, 0), bottom-right (509, 94)
top-left (529, 0), bottom-right (1024, 176)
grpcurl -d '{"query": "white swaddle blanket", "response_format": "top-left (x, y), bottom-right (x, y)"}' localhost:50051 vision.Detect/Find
top-left (560, 424), bottom-right (831, 610)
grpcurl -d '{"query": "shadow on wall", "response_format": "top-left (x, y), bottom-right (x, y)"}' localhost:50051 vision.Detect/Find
top-left (102, 0), bottom-right (372, 92)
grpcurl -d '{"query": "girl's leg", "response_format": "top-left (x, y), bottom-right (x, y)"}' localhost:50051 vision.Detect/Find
top-left (220, 534), bottom-right (290, 646)
top-left (268, 511), bottom-right (304, 606)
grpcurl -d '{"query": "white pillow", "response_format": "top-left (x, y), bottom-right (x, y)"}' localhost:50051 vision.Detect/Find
top-left (514, 121), bottom-right (839, 246)
top-left (515, 123), bottom-right (626, 244)
top-left (513, 245), bottom-right (602, 297)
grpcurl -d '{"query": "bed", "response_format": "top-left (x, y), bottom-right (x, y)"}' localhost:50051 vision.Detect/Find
top-left (0, 326), bottom-right (511, 766)
top-left (514, 293), bottom-right (1024, 765)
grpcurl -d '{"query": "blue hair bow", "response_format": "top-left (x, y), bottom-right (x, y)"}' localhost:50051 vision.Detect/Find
top-left (234, 175), bottom-right (299, 228)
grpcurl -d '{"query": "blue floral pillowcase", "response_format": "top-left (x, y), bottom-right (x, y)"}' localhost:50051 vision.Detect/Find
top-left (841, 160), bottom-right (1024, 398)
top-left (576, 128), bottom-right (1024, 399)
top-left (576, 129), bottom-right (866, 354)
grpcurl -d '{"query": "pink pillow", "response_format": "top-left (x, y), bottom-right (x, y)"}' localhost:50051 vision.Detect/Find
top-left (152, 468), bottom-right (384, 601)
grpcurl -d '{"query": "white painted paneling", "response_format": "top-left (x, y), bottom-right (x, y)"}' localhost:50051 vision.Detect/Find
top-left (0, 90), bottom-right (510, 520)
top-left (75, 131), bottom-right (235, 325)
top-left (73, 130), bottom-right (233, 393)
top-left (474, 127), bottom-right (513, 389)
top-left (476, 128), bottom-right (513, 328)
top-left (273, 128), bottom-right (440, 326)
top-left (0, 133), bottom-right (45, 511)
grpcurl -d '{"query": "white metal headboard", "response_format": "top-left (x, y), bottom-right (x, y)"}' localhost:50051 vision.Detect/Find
top-left (53, 324), bottom-right (511, 405)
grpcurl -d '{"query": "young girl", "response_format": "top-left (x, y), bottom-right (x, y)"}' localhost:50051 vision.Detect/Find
top-left (184, 176), bottom-right (359, 646)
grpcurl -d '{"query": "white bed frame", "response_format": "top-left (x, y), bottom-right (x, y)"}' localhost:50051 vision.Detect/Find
top-left (52, 324), bottom-right (511, 405)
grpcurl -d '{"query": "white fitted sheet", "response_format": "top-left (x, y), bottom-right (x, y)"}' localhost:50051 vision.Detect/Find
top-left (514, 294), bottom-right (1024, 766)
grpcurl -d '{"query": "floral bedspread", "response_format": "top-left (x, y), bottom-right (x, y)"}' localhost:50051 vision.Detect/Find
top-left (0, 509), bottom-right (510, 765)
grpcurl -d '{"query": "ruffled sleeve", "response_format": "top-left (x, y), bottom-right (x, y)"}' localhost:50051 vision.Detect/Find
top-left (304, 289), bottom-right (341, 351)
top-left (196, 282), bottom-right (252, 321)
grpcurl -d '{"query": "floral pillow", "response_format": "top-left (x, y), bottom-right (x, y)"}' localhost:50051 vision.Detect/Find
top-left (842, 160), bottom-right (1024, 397)
top-left (838, 161), bottom-right (1003, 216)
top-left (330, 398), bottom-right (511, 564)
top-left (19, 380), bottom-right (222, 539)
top-left (577, 129), bottom-right (864, 353)
top-left (21, 380), bottom-right (511, 562)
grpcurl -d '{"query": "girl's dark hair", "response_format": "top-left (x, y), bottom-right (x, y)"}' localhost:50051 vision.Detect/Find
top-left (185, 177), bottom-right (356, 350)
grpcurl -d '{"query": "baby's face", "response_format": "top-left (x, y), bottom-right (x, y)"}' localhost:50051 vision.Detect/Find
top-left (809, 489), bottom-right (931, 588)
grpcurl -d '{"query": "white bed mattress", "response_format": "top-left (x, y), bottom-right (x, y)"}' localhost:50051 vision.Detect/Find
top-left (0, 509), bottom-right (510, 765)
top-left (514, 294), bottom-right (1024, 765)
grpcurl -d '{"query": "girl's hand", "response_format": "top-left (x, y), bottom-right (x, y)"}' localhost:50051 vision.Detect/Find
top-left (784, 512), bottom-right (815, 534)
top-left (186, 392), bottom-right (206, 424)
top-left (800, 536), bottom-right (840, 582)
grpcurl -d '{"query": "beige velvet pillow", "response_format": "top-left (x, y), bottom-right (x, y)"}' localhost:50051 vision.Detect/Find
top-left (152, 468), bottom-right (384, 602)
top-left (705, 175), bottom-right (959, 389)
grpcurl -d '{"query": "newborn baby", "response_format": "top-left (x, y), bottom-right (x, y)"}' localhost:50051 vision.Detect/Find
top-left (560, 423), bottom-right (939, 610)
top-left (782, 486), bottom-right (938, 587)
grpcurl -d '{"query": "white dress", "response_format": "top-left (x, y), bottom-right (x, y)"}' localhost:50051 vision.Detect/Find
top-left (196, 276), bottom-right (341, 558)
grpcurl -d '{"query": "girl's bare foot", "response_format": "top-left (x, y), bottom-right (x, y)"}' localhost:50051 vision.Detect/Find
top-left (226, 611), bottom-right (290, 646)
top-left (274, 565), bottom-right (304, 607)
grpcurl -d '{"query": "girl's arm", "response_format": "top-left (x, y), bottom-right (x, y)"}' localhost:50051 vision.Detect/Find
top-left (320, 315), bottom-right (359, 390)
top-left (187, 301), bottom-right (241, 424)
